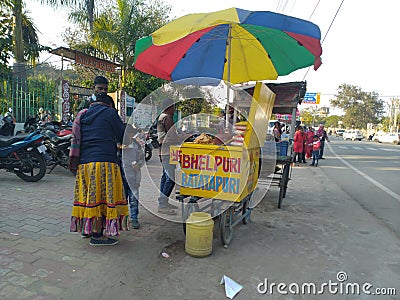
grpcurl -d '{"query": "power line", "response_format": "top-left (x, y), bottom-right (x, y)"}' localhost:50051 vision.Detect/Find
top-left (276, 0), bottom-right (283, 12)
top-left (321, 0), bottom-right (345, 44)
top-left (308, 0), bottom-right (321, 20)
top-left (303, 0), bottom-right (345, 80)
top-left (289, 0), bottom-right (297, 14)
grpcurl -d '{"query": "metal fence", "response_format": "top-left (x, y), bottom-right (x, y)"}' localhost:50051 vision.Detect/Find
top-left (0, 72), bottom-right (57, 123)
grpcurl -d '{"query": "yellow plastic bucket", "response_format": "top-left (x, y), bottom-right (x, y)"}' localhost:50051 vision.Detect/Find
top-left (185, 212), bottom-right (214, 257)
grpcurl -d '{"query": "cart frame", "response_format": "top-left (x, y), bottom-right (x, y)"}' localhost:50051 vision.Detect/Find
top-left (173, 81), bottom-right (306, 246)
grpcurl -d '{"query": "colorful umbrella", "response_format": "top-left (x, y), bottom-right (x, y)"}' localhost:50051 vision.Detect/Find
top-left (134, 7), bottom-right (322, 85)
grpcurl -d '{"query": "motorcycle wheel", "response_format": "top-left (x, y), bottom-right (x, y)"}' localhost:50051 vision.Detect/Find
top-left (15, 151), bottom-right (46, 182)
top-left (145, 147), bottom-right (152, 161)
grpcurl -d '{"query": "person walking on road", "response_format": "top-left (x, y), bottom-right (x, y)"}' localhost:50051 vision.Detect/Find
top-left (70, 92), bottom-right (128, 246)
top-left (316, 124), bottom-right (330, 159)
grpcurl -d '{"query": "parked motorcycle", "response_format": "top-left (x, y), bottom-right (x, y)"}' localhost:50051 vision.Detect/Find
top-left (17, 117), bottom-right (72, 137)
top-left (17, 115), bottom-right (39, 134)
top-left (144, 122), bottom-right (160, 161)
top-left (0, 131), bottom-right (47, 182)
top-left (57, 127), bottom-right (72, 137)
top-left (0, 114), bottom-right (15, 136)
top-left (41, 129), bottom-right (72, 173)
top-left (43, 121), bottom-right (72, 137)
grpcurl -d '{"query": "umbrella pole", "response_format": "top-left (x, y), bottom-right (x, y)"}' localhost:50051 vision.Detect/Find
top-left (225, 24), bottom-right (233, 130)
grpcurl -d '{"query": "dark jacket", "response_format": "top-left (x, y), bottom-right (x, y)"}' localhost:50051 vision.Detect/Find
top-left (80, 103), bottom-right (124, 164)
top-left (121, 140), bottom-right (145, 188)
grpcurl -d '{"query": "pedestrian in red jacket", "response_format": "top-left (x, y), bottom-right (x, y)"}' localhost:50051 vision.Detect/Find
top-left (293, 126), bottom-right (305, 166)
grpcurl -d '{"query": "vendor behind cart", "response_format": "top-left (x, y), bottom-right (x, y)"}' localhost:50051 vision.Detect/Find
top-left (226, 104), bottom-right (240, 126)
top-left (156, 98), bottom-right (181, 215)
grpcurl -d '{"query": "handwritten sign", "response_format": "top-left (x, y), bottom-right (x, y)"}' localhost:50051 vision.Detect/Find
top-left (75, 52), bottom-right (117, 73)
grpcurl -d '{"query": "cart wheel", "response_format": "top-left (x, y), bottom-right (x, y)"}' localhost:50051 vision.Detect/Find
top-left (182, 202), bottom-right (200, 234)
top-left (220, 207), bottom-right (234, 246)
top-left (278, 166), bottom-right (289, 209)
top-left (242, 198), bottom-right (251, 224)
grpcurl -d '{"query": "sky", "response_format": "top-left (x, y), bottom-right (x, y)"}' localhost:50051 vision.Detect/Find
top-left (25, 0), bottom-right (400, 113)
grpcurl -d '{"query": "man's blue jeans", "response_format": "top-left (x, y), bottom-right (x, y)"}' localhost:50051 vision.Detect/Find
top-left (123, 179), bottom-right (139, 221)
top-left (158, 155), bottom-right (176, 208)
top-left (312, 150), bottom-right (319, 165)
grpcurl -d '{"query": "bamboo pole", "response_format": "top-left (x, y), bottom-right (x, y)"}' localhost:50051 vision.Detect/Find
top-left (225, 24), bottom-right (232, 130)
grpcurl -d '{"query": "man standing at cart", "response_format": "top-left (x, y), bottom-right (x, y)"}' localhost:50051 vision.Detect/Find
top-left (157, 98), bottom-right (180, 215)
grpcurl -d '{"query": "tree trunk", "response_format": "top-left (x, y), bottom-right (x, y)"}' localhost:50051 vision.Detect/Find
top-left (12, 61), bottom-right (28, 122)
top-left (86, 0), bottom-right (95, 32)
top-left (12, 0), bottom-right (28, 122)
top-left (12, 0), bottom-right (27, 87)
top-left (12, 0), bottom-right (24, 63)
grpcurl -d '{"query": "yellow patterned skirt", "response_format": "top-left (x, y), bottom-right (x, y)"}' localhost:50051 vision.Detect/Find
top-left (70, 162), bottom-right (129, 236)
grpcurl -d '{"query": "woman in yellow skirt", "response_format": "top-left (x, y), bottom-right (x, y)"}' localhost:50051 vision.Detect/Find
top-left (69, 88), bottom-right (129, 246)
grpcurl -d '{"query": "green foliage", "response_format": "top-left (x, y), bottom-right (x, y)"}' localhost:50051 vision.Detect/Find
top-left (26, 74), bottom-right (57, 111)
top-left (330, 84), bottom-right (384, 129)
top-left (300, 109), bottom-right (313, 126)
top-left (0, 10), bottom-right (13, 70)
top-left (380, 116), bottom-right (390, 132)
top-left (65, 0), bottom-right (171, 99)
top-left (300, 106), bottom-right (323, 127)
top-left (0, 0), bottom-right (59, 82)
top-left (20, 12), bottom-right (51, 64)
top-left (324, 115), bottom-right (342, 128)
top-left (123, 70), bottom-right (165, 102)
top-left (0, 69), bottom-right (57, 120)
top-left (176, 98), bottom-right (214, 118)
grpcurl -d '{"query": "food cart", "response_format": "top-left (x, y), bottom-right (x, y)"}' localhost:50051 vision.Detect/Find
top-left (250, 81), bottom-right (307, 208)
top-left (266, 81), bottom-right (307, 208)
top-left (170, 81), bottom-right (306, 245)
top-left (170, 82), bottom-right (275, 245)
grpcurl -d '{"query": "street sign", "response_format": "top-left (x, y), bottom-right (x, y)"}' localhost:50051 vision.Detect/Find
top-left (303, 92), bottom-right (320, 104)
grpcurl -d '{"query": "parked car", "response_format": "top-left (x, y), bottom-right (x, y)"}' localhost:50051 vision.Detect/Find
top-left (343, 130), bottom-right (363, 141)
top-left (372, 132), bottom-right (400, 145)
top-left (335, 129), bottom-right (345, 136)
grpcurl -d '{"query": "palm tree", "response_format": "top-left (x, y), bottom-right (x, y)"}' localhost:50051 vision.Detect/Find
top-left (0, 0), bottom-right (74, 121)
top-left (90, 0), bottom-right (170, 86)
top-left (0, 8), bottom-right (13, 71)
top-left (68, 0), bottom-right (95, 32)
top-left (3, 0), bottom-right (75, 81)
top-left (63, 0), bottom-right (171, 101)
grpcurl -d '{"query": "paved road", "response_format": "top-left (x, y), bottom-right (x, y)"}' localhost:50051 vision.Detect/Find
top-left (321, 137), bottom-right (400, 237)
top-left (1, 149), bottom-right (399, 299)
top-left (328, 138), bottom-right (400, 191)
